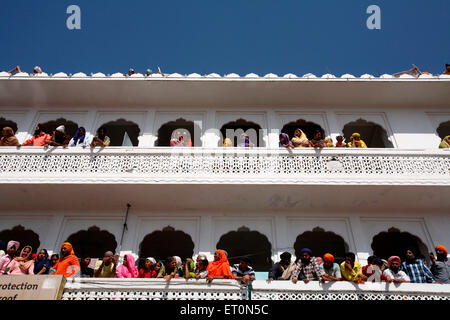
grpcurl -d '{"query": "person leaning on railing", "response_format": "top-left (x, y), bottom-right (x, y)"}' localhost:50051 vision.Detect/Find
top-left (90, 127), bottom-right (111, 148)
top-left (94, 251), bottom-right (118, 278)
top-left (21, 123), bottom-right (51, 147)
top-left (0, 127), bottom-right (20, 146)
top-left (231, 256), bottom-right (256, 285)
top-left (319, 253), bottom-right (342, 282)
top-left (291, 248), bottom-right (321, 283)
top-left (44, 125), bottom-right (70, 148)
top-left (340, 252), bottom-right (366, 283)
top-left (429, 245), bottom-right (450, 284)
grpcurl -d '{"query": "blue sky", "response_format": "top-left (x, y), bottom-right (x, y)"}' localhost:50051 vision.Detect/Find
top-left (1, 0), bottom-right (449, 76)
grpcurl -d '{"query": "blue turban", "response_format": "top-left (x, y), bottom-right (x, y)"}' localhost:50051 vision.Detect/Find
top-left (300, 248), bottom-right (313, 256)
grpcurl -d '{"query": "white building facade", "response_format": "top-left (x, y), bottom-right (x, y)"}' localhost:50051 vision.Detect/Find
top-left (0, 71), bottom-right (449, 299)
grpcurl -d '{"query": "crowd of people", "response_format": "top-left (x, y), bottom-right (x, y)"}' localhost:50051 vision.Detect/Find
top-left (0, 124), bottom-right (110, 148)
top-left (1, 123), bottom-right (449, 149)
top-left (278, 129), bottom-right (368, 149)
top-left (0, 240), bottom-right (448, 285)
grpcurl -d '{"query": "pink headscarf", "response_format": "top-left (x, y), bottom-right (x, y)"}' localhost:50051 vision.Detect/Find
top-left (7, 241), bottom-right (20, 251)
top-left (116, 254), bottom-right (138, 278)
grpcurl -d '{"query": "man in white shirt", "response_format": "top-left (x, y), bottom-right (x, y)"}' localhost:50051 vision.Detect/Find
top-left (383, 256), bottom-right (410, 283)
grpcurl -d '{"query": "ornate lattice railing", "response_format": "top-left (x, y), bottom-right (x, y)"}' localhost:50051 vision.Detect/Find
top-left (62, 278), bottom-right (248, 300)
top-left (250, 280), bottom-right (450, 300)
top-left (61, 278), bottom-right (450, 300)
top-left (0, 147), bottom-right (449, 185)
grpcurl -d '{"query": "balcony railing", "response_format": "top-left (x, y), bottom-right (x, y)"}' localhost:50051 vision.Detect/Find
top-left (0, 147), bottom-right (449, 185)
top-left (61, 278), bottom-right (450, 300)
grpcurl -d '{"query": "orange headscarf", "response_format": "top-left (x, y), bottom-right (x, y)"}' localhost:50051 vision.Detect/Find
top-left (61, 242), bottom-right (75, 255)
top-left (435, 245), bottom-right (448, 256)
top-left (207, 249), bottom-right (233, 278)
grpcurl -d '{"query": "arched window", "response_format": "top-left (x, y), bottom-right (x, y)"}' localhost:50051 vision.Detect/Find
top-left (293, 227), bottom-right (348, 264)
top-left (216, 226), bottom-right (272, 271)
top-left (281, 119), bottom-right (325, 141)
top-left (436, 120), bottom-right (450, 140)
top-left (342, 118), bottom-right (394, 148)
top-left (0, 117), bottom-right (18, 133)
top-left (139, 226), bottom-right (195, 268)
top-left (66, 226), bottom-right (117, 259)
top-left (220, 118), bottom-right (265, 147)
top-left (97, 119), bottom-right (140, 146)
top-left (42, 118), bottom-right (79, 138)
top-left (371, 227), bottom-right (429, 263)
top-left (156, 118), bottom-right (202, 146)
top-left (0, 225), bottom-right (40, 254)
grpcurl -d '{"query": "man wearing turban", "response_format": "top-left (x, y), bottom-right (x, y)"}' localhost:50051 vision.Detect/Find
top-left (291, 248), bottom-right (321, 283)
top-left (383, 256), bottom-right (410, 283)
top-left (0, 241), bottom-right (20, 274)
top-left (319, 253), bottom-right (342, 282)
top-left (50, 242), bottom-right (80, 278)
top-left (430, 245), bottom-right (450, 284)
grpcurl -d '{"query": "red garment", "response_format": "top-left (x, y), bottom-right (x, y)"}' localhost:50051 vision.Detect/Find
top-left (363, 264), bottom-right (387, 281)
top-left (206, 250), bottom-right (233, 278)
top-left (22, 132), bottom-right (51, 146)
top-left (139, 268), bottom-right (157, 278)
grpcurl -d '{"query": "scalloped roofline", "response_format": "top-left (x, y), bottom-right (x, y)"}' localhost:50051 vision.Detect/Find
top-left (1, 71), bottom-right (450, 81)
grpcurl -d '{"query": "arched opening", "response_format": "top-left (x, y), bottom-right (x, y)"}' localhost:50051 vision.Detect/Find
top-left (342, 118), bottom-right (394, 148)
top-left (98, 119), bottom-right (140, 146)
top-left (66, 226), bottom-right (117, 259)
top-left (281, 119), bottom-right (325, 141)
top-left (42, 118), bottom-right (79, 138)
top-left (139, 226), bottom-right (195, 269)
top-left (436, 121), bottom-right (450, 140)
top-left (0, 117), bottom-right (18, 133)
top-left (216, 226), bottom-right (272, 271)
top-left (371, 227), bottom-right (429, 263)
top-left (0, 225), bottom-right (40, 254)
top-left (155, 118), bottom-right (202, 146)
top-left (294, 227), bottom-right (348, 264)
top-left (220, 119), bottom-right (265, 147)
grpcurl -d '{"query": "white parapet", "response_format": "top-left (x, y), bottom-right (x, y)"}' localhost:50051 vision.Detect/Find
top-left (61, 278), bottom-right (450, 300)
top-left (0, 147), bottom-right (449, 185)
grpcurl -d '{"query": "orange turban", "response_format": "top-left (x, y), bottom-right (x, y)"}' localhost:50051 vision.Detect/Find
top-left (435, 245), bottom-right (448, 256)
top-left (61, 242), bottom-right (75, 255)
top-left (323, 253), bottom-right (334, 263)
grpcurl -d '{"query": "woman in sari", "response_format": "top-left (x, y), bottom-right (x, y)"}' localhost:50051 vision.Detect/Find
top-left (157, 256), bottom-right (179, 281)
top-left (0, 127), bottom-right (20, 146)
top-left (309, 130), bottom-right (326, 148)
top-left (291, 129), bottom-right (310, 148)
top-left (223, 137), bottom-right (233, 147)
top-left (8, 245), bottom-right (34, 275)
top-left (279, 133), bottom-right (294, 149)
top-left (139, 257), bottom-right (157, 278)
top-left (34, 249), bottom-right (51, 275)
top-left (239, 134), bottom-right (254, 147)
top-left (176, 258), bottom-right (196, 279)
top-left (206, 249), bottom-right (233, 283)
top-left (116, 254), bottom-right (138, 278)
top-left (439, 135), bottom-right (450, 148)
top-left (347, 133), bottom-right (368, 148)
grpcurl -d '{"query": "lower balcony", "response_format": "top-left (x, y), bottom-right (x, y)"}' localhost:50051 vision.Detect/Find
top-left (0, 147), bottom-right (449, 185)
top-left (61, 278), bottom-right (450, 300)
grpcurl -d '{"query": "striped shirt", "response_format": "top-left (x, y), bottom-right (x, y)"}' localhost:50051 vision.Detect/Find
top-left (400, 259), bottom-right (435, 283)
top-left (231, 264), bottom-right (256, 278)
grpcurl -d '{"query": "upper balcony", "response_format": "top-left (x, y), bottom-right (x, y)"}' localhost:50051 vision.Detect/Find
top-left (0, 147), bottom-right (449, 186)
